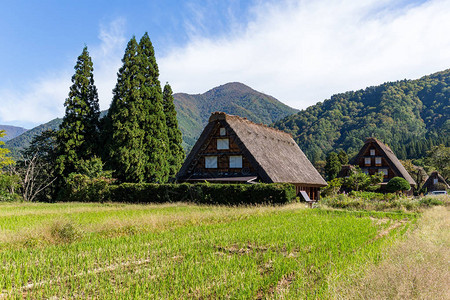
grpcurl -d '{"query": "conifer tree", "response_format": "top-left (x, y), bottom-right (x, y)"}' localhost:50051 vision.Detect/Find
top-left (104, 33), bottom-right (170, 183)
top-left (138, 33), bottom-right (170, 183)
top-left (56, 46), bottom-right (100, 178)
top-left (103, 37), bottom-right (148, 183)
top-left (163, 83), bottom-right (185, 179)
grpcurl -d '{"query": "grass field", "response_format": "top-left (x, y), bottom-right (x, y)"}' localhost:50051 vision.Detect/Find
top-left (0, 202), bottom-right (419, 299)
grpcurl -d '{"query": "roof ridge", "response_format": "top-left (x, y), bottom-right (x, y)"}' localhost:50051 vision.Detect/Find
top-left (209, 112), bottom-right (292, 138)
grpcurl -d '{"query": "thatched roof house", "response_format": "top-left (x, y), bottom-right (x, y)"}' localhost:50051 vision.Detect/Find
top-left (177, 112), bottom-right (327, 200)
top-left (350, 137), bottom-right (416, 187)
top-left (422, 171), bottom-right (449, 192)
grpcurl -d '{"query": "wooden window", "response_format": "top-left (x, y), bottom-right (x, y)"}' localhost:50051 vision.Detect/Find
top-left (217, 138), bottom-right (229, 150)
top-left (362, 168), bottom-right (369, 174)
top-left (370, 149), bottom-right (375, 156)
top-left (229, 156), bottom-right (242, 168)
top-left (364, 157), bottom-right (371, 166)
top-left (375, 157), bottom-right (382, 166)
top-left (220, 128), bottom-right (226, 136)
top-left (433, 178), bottom-right (438, 184)
top-left (380, 169), bottom-right (388, 176)
top-left (205, 156), bottom-right (217, 168)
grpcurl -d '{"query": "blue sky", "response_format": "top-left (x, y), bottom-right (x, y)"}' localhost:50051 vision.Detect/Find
top-left (1, 0), bottom-right (449, 128)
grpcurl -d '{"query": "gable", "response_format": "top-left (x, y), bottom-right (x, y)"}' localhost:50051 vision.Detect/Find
top-left (351, 138), bottom-right (416, 185)
top-left (177, 112), bottom-right (327, 186)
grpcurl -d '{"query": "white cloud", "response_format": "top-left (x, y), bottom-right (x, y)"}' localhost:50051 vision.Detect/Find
top-left (159, 0), bottom-right (450, 109)
top-left (91, 18), bottom-right (127, 110)
top-left (0, 18), bottom-right (126, 127)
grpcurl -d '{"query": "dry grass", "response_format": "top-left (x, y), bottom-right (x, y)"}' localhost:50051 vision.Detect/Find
top-left (329, 206), bottom-right (450, 299)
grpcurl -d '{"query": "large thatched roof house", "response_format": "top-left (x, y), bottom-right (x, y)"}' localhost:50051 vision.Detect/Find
top-left (422, 171), bottom-right (449, 192)
top-left (176, 112), bottom-right (327, 200)
top-left (350, 137), bottom-right (416, 188)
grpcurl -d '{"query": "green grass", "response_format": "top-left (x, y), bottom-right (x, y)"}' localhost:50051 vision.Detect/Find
top-left (0, 202), bottom-right (417, 299)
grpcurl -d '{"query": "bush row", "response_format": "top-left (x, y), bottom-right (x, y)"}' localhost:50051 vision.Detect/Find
top-left (61, 175), bottom-right (297, 205)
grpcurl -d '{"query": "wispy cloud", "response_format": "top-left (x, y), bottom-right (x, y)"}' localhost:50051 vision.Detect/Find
top-left (159, 0), bottom-right (450, 109)
top-left (0, 18), bottom-right (126, 127)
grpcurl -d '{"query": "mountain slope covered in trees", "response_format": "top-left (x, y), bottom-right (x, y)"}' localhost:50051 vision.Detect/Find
top-left (0, 125), bottom-right (28, 141)
top-left (274, 69), bottom-right (450, 163)
top-left (173, 82), bottom-right (298, 149)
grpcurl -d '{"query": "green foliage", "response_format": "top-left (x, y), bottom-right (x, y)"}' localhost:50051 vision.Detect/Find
top-left (63, 182), bottom-right (297, 205)
top-left (56, 47), bottom-right (100, 179)
top-left (50, 220), bottom-right (83, 243)
top-left (386, 177), bottom-right (411, 193)
top-left (325, 152), bottom-right (341, 180)
top-left (163, 83), bottom-right (185, 179)
top-left (320, 178), bottom-right (343, 197)
top-left (103, 34), bottom-right (169, 183)
top-left (0, 130), bottom-right (14, 168)
top-left (343, 168), bottom-right (383, 192)
top-left (0, 173), bottom-right (21, 201)
top-left (337, 150), bottom-right (349, 165)
top-left (274, 69), bottom-right (450, 163)
top-left (425, 144), bottom-right (450, 181)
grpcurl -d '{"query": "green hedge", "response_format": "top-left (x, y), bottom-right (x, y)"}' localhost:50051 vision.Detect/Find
top-left (62, 180), bottom-right (297, 205)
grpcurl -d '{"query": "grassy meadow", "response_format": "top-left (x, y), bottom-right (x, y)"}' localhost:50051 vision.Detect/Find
top-left (0, 201), bottom-right (435, 299)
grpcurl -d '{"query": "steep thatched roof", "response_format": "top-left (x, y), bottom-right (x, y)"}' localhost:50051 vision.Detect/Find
top-left (350, 137), bottom-right (416, 186)
top-left (177, 112), bottom-right (327, 186)
top-left (423, 171), bottom-right (449, 190)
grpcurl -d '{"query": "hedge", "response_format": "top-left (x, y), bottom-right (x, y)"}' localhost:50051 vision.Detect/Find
top-left (62, 180), bottom-right (297, 205)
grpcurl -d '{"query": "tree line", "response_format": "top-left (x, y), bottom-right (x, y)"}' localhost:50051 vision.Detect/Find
top-left (0, 33), bottom-right (185, 201)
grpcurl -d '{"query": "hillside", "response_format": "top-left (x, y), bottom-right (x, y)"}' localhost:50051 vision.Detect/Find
top-left (0, 125), bottom-right (28, 141)
top-left (274, 69), bottom-right (450, 162)
top-left (173, 82), bottom-right (298, 150)
top-left (5, 83), bottom-right (297, 156)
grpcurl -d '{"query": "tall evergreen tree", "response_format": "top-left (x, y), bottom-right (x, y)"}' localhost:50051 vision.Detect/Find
top-left (163, 83), bottom-right (185, 179)
top-left (56, 46), bottom-right (100, 178)
top-left (103, 37), bottom-right (148, 183)
top-left (139, 33), bottom-right (170, 183)
top-left (104, 33), bottom-right (169, 183)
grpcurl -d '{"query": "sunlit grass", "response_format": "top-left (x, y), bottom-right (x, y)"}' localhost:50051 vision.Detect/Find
top-left (0, 202), bottom-right (417, 299)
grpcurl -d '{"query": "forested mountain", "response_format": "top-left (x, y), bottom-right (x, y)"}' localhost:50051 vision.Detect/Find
top-left (274, 69), bottom-right (450, 163)
top-left (5, 82), bottom-right (297, 157)
top-left (173, 82), bottom-right (298, 150)
top-left (0, 125), bottom-right (28, 141)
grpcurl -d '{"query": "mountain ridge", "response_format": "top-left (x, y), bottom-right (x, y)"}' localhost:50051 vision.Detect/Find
top-left (4, 82), bottom-right (298, 155)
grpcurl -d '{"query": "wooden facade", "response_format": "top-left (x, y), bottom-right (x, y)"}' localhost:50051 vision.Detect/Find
top-left (350, 138), bottom-right (416, 190)
top-left (422, 171), bottom-right (449, 192)
top-left (177, 112), bottom-right (327, 200)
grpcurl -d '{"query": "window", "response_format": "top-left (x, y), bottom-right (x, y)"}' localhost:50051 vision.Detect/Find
top-left (229, 156), bottom-right (243, 168)
top-left (220, 128), bottom-right (226, 136)
top-left (362, 169), bottom-right (369, 175)
top-left (380, 169), bottom-right (388, 176)
top-left (205, 156), bottom-right (217, 168)
top-left (370, 149), bottom-right (375, 156)
top-left (217, 138), bottom-right (229, 150)
top-left (365, 157), bottom-right (371, 166)
top-left (433, 178), bottom-right (438, 185)
top-left (375, 157), bottom-right (382, 165)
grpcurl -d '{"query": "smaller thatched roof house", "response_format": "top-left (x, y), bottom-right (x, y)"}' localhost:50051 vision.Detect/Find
top-left (422, 171), bottom-right (449, 192)
top-left (350, 137), bottom-right (416, 188)
top-left (177, 112), bottom-right (327, 200)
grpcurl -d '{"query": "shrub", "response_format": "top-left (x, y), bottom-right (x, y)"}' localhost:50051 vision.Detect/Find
top-left (386, 177), bottom-right (411, 193)
top-left (62, 182), bottom-right (297, 205)
top-left (50, 220), bottom-right (83, 243)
